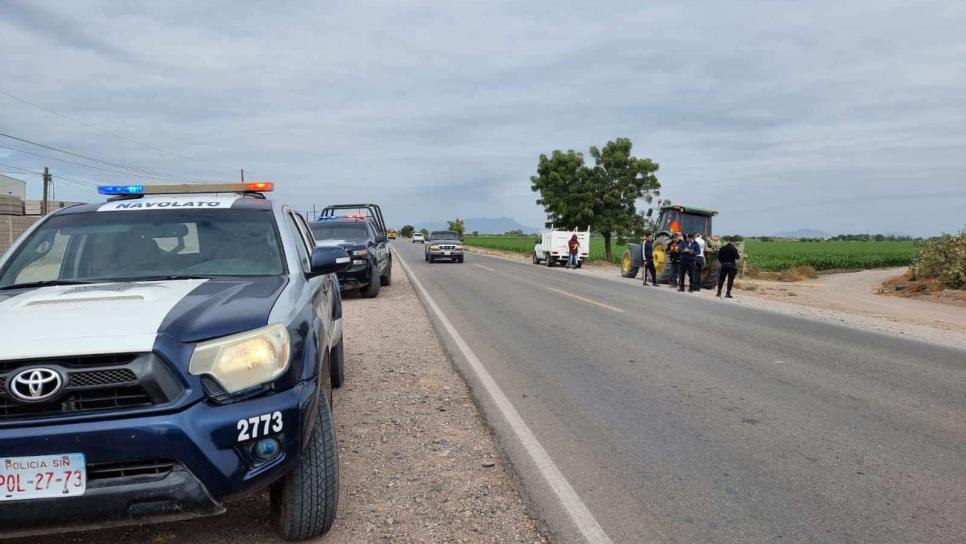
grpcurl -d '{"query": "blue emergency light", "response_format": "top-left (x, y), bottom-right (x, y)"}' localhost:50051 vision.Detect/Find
top-left (98, 185), bottom-right (145, 195)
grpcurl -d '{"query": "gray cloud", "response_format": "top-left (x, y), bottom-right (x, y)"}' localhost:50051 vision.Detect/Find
top-left (0, 0), bottom-right (964, 235)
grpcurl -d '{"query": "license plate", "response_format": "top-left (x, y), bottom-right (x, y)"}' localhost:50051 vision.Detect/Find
top-left (0, 453), bottom-right (86, 501)
top-left (443, 251), bottom-right (451, 255)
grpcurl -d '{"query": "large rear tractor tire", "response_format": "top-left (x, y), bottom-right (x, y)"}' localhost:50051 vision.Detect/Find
top-left (620, 250), bottom-right (638, 278)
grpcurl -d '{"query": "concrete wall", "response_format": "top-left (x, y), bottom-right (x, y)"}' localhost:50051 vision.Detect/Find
top-left (0, 215), bottom-right (39, 255)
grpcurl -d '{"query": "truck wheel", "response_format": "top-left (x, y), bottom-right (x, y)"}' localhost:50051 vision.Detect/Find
top-left (620, 250), bottom-right (638, 278)
top-left (457, 256), bottom-right (464, 263)
top-left (330, 340), bottom-right (345, 389)
top-left (361, 269), bottom-right (381, 298)
top-left (380, 261), bottom-right (392, 286)
top-left (546, 255), bottom-right (555, 267)
top-left (270, 390), bottom-right (340, 540)
top-left (532, 251), bottom-right (541, 265)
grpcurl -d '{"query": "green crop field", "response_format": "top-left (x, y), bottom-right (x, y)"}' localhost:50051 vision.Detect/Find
top-left (463, 236), bottom-right (920, 271)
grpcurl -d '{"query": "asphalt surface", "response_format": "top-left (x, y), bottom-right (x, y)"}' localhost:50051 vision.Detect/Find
top-left (395, 242), bottom-right (966, 544)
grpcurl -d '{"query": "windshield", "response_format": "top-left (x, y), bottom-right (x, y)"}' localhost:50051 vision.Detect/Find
top-left (310, 223), bottom-right (369, 243)
top-left (430, 231), bottom-right (460, 240)
top-left (659, 210), bottom-right (712, 236)
top-left (0, 209), bottom-right (285, 288)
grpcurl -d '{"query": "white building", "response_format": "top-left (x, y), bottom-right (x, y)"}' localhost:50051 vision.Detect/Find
top-left (0, 174), bottom-right (28, 201)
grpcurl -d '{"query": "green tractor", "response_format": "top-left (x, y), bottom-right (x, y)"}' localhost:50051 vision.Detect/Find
top-left (620, 203), bottom-right (742, 288)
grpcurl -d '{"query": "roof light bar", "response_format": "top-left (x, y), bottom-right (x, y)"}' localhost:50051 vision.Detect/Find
top-left (97, 182), bottom-right (274, 196)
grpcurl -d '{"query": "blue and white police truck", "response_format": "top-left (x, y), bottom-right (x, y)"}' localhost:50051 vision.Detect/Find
top-left (0, 182), bottom-right (349, 540)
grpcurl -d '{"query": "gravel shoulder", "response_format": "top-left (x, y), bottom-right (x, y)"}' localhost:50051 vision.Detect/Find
top-left (464, 247), bottom-right (966, 350)
top-left (15, 262), bottom-right (548, 544)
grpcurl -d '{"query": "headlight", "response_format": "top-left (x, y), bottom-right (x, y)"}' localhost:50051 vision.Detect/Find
top-left (430, 244), bottom-right (440, 250)
top-left (351, 248), bottom-right (368, 256)
top-left (454, 245), bottom-right (464, 251)
top-left (189, 323), bottom-right (290, 394)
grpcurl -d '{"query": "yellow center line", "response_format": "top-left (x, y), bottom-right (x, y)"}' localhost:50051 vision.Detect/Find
top-left (545, 287), bottom-right (624, 313)
top-left (473, 264), bottom-right (497, 272)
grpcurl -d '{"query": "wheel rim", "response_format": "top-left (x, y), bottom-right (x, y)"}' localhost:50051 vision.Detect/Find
top-left (653, 245), bottom-right (667, 273)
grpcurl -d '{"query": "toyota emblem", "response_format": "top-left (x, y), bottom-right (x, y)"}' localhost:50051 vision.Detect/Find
top-left (9, 368), bottom-right (64, 402)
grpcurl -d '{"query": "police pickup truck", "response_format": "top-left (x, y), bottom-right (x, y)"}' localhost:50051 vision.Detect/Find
top-left (0, 182), bottom-right (348, 540)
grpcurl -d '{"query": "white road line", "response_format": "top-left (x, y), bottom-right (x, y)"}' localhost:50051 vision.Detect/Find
top-left (545, 286), bottom-right (625, 313)
top-left (395, 251), bottom-right (615, 544)
top-left (473, 263), bottom-right (497, 272)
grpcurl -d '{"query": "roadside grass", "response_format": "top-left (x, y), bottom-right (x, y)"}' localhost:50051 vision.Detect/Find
top-left (464, 236), bottom-right (920, 273)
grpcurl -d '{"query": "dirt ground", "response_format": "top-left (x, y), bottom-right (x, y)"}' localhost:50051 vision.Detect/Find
top-left (465, 247), bottom-right (966, 351)
top-left (17, 267), bottom-right (548, 544)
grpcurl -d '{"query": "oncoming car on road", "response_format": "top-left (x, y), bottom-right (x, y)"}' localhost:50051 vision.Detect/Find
top-left (412, 232), bottom-right (425, 244)
top-left (424, 230), bottom-right (464, 263)
top-left (0, 182), bottom-right (349, 540)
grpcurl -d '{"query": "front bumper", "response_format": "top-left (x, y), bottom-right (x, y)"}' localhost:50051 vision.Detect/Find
top-left (336, 261), bottom-right (372, 290)
top-left (428, 250), bottom-right (463, 259)
top-left (0, 381), bottom-right (318, 537)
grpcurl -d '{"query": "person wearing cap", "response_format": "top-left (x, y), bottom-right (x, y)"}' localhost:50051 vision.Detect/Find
top-left (678, 233), bottom-right (696, 292)
top-left (641, 232), bottom-right (657, 286)
top-left (716, 237), bottom-right (741, 298)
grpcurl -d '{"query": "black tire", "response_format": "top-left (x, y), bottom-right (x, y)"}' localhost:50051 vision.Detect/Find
top-left (575, 261), bottom-right (582, 269)
top-left (532, 251), bottom-right (540, 265)
top-left (429, 256), bottom-right (435, 263)
top-left (330, 340), bottom-right (345, 389)
top-left (546, 255), bottom-right (555, 267)
top-left (270, 390), bottom-right (340, 540)
top-left (457, 256), bottom-right (464, 263)
top-left (380, 261), bottom-right (392, 286)
top-left (620, 249), bottom-right (639, 278)
top-left (361, 268), bottom-right (381, 298)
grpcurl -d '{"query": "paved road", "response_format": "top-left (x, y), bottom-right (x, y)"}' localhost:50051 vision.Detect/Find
top-left (394, 242), bottom-right (966, 544)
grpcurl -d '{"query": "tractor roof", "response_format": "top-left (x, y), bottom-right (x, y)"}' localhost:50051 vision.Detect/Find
top-left (660, 203), bottom-right (718, 216)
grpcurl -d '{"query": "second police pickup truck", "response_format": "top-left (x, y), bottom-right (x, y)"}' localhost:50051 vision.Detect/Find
top-left (310, 204), bottom-right (392, 298)
top-left (0, 182), bottom-right (348, 540)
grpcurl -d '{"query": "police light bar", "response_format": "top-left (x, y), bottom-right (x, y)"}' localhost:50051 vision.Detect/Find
top-left (97, 182), bottom-right (274, 196)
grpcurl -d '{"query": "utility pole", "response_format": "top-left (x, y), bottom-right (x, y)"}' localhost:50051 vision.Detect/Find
top-left (240, 168), bottom-right (245, 182)
top-left (41, 166), bottom-right (51, 215)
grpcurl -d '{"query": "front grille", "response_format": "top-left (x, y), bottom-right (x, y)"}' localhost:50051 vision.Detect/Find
top-left (69, 369), bottom-right (138, 387)
top-left (87, 459), bottom-right (177, 481)
top-left (0, 353), bottom-right (182, 422)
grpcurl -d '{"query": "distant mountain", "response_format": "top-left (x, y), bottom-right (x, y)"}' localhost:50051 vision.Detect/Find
top-left (772, 228), bottom-right (830, 239)
top-left (413, 217), bottom-right (539, 235)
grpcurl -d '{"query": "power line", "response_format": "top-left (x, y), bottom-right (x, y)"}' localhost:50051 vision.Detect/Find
top-left (0, 130), bottom-right (193, 181)
top-left (0, 88), bottom-right (198, 162)
top-left (0, 163), bottom-right (100, 190)
top-left (0, 144), bottom-right (202, 181)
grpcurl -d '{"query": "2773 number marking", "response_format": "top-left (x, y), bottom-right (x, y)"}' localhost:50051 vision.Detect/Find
top-left (236, 411), bottom-right (283, 442)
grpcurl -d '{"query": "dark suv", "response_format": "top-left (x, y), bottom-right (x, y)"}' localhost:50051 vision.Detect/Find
top-left (0, 183), bottom-right (349, 540)
top-left (310, 217), bottom-right (391, 298)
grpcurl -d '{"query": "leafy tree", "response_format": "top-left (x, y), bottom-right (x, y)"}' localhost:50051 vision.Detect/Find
top-left (531, 138), bottom-right (660, 261)
top-left (447, 218), bottom-right (466, 236)
top-left (471, 230), bottom-right (479, 237)
top-left (504, 229), bottom-right (525, 236)
top-left (400, 225), bottom-right (414, 238)
top-left (419, 228), bottom-right (429, 237)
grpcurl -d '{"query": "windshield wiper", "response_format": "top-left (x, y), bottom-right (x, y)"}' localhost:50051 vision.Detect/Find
top-left (0, 279), bottom-right (95, 291)
top-left (102, 274), bottom-right (215, 282)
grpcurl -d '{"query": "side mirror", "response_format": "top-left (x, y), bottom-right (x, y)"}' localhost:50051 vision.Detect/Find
top-left (646, 208), bottom-right (653, 217)
top-left (309, 245), bottom-right (351, 276)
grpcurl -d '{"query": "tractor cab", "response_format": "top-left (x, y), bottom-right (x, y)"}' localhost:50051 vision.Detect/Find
top-left (656, 204), bottom-right (716, 237)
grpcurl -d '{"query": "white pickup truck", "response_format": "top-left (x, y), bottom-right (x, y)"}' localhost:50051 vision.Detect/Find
top-left (531, 227), bottom-right (590, 268)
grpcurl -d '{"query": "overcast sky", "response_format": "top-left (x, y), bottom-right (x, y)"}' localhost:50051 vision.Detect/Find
top-left (1, 0), bottom-right (964, 235)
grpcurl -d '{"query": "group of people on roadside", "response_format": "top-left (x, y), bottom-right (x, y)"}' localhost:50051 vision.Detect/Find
top-left (641, 232), bottom-right (741, 298)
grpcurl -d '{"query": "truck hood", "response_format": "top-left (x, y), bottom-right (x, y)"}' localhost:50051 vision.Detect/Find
top-left (429, 239), bottom-right (462, 245)
top-left (0, 277), bottom-right (287, 360)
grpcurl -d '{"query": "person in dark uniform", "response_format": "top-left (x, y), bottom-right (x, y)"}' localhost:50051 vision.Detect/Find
top-left (716, 237), bottom-right (740, 298)
top-left (642, 232), bottom-right (656, 286)
top-left (667, 233), bottom-right (682, 288)
top-left (688, 233), bottom-right (702, 292)
top-left (678, 233), bottom-right (695, 292)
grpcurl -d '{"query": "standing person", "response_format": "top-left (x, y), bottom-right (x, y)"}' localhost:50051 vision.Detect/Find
top-left (678, 233), bottom-right (695, 292)
top-left (693, 233), bottom-right (706, 292)
top-left (567, 233), bottom-right (579, 269)
top-left (716, 237), bottom-right (741, 298)
top-left (668, 233), bottom-right (682, 289)
top-left (642, 232), bottom-right (657, 286)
